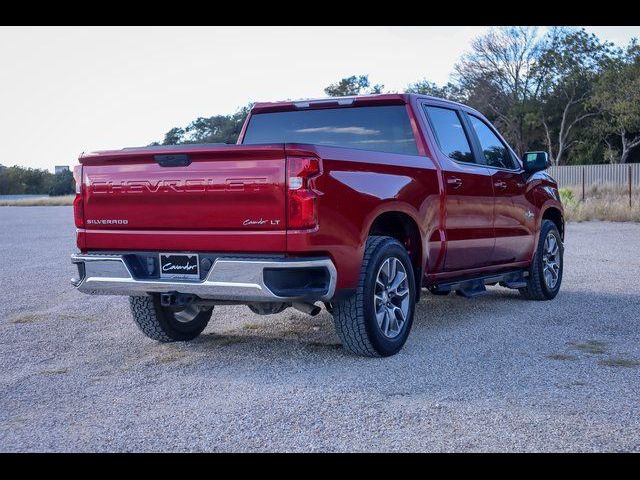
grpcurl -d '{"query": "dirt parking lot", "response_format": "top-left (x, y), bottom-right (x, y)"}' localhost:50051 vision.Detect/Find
top-left (1, 206), bottom-right (639, 452)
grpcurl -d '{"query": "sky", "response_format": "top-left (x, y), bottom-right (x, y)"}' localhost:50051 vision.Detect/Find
top-left (0, 26), bottom-right (638, 171)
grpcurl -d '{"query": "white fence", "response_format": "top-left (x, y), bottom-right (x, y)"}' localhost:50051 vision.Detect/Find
top-left (547, 163), bottom-right (640, 188)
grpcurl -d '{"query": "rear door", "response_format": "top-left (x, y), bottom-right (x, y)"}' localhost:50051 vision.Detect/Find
top-left (421, 103), bottom-right (495, 271)
top-left (464, 114), bottom-right (535, 264)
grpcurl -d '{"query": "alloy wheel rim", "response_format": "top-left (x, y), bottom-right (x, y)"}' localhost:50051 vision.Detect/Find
top-left (542, 232), bottom-right (561, 289)
top-left (374, 257), bottom-right (410, 339)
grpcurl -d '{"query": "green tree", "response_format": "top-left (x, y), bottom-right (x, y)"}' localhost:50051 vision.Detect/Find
top-left (590, 41), bottom-right (640, 163)
top-left (47, 169), bottom-right (75, 196)
top-left (160, 105), bottom-right (252, 145)
top-left (405, 79), bottom-right (464, 102)
top-left (0, 166), bottom-right (64, 195)
top-left (324, 75), bottom-right (384, 97)
top-left (535, 28), bottom-right (615, 165)
top-left (162, 127), bottom-right (185, 145)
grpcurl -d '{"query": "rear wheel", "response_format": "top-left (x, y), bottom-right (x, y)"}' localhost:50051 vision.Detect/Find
top-left (519, 219), bottom-right (563, 300)
top-left (129, 294), bottom-right (212, 342)
top-left (331, 236), bottom-right (416, 357)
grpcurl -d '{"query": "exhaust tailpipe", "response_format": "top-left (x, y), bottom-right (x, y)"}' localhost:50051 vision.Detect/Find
top-left (292, 302), bottom-right (321, 316)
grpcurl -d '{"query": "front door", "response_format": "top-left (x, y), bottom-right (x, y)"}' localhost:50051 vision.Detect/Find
top-left (465, 114), bottom-right (536, 264)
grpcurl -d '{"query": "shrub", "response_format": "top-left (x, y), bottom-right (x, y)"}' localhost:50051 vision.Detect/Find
top-left (560, 184), bottom-right (640, 222)
top-left (559, 188), bottom-right (576, 207)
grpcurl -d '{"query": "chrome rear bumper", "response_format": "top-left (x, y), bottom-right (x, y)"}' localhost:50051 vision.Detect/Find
top-left (71, 253), bottom-right (336, 302)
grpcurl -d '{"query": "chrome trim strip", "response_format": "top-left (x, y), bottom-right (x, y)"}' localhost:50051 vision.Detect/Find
top-left (71, 254), bottom-right (337, 302)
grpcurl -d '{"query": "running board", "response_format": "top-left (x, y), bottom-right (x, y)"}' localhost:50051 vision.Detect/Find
top-left (431, 270), bottom-right (528, 298)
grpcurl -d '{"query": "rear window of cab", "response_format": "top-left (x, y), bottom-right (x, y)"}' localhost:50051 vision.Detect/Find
top-left (242, 105), bottom-right (419, 156)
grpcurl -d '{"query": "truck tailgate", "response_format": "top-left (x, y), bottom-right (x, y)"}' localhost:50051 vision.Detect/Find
top-left (78, 144), bottom-right (287, 252)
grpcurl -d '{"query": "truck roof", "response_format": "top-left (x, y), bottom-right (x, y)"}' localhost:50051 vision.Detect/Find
top-left (250, 93), bottom-right (471, 114)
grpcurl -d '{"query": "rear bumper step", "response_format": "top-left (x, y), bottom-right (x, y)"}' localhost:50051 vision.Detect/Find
top-left (71, 253), bottom-right (336, 303)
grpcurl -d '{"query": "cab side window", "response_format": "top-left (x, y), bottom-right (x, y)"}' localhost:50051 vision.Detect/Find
top-left (425, 106), bottom-right (475, 164)
top-left (468, 115), bottom-right (518, 170)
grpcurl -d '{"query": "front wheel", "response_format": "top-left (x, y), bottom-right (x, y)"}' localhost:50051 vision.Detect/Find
top-left (129, 294), bottom-right (212, 342)
top-left (331, 236), bottom-right (416, 357)
top-left (519, 219), bottom-right (563, 300)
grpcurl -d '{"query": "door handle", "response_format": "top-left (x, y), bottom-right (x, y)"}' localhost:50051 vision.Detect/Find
top-left (494, 180), bottom-right (507, 190)
top-left (447, 177), bottom-right (463, 189)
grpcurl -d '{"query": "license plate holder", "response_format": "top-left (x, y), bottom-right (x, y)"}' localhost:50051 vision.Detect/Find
top-left (159, 253), bottom-right (200, 280)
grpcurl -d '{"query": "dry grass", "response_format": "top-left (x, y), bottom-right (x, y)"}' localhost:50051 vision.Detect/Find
top-left (569, 340), bottom-right (608, 355)
top-left (546, 353), bottom-right (578, 361)
top-left (598, 358), bottom-right (640, 368)
top-left (154, 349), bottom-right (187, 364)
top-left (561, 184), bottom-right (640, 222)
top-left (11, 314), bottom-right (42, 324)
top-left (0, 195), bottom-right (74, 206)
top-left (10, 312), bottom-right (95, 323)
top-left (39, 368), bottom-right (68, 375)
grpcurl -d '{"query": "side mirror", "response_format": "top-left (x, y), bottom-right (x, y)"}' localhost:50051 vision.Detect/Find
top-left (523, 151), bottom-right (550, 173)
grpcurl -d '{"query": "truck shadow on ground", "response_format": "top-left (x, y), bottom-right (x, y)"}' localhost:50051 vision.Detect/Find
top-left (180, 288), bottom-right (640, 358)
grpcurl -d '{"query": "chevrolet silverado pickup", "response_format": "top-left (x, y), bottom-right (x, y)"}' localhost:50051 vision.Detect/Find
top-left (71, 94), bottom-right (564, 357)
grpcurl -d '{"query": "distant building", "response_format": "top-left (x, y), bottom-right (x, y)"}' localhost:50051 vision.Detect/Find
top-left (54, 165), bottom-right (70, 175)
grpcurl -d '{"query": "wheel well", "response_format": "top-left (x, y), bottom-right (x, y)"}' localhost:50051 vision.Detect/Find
top-left (369, 212), bottom-right (423, 297)
top-left (542, 207), bottom-right (564, 240)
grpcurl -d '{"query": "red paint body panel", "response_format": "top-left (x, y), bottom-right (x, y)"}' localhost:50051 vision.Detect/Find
top-left (491, 169), bottom-right (537, 264)
top-left (79, 229), bottom-right (287, 252)
top-left (284, 143), bottom-right (440, 289)
top-left (81, 145), bottom-right (286, 231)
top-left (75, 94), bottom-right (563, 293)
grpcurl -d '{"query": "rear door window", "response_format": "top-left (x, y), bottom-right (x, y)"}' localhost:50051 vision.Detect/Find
top-left (242, 105), bottom-right (418, 155)
top-left (424, 106), bottom-right (475, 164)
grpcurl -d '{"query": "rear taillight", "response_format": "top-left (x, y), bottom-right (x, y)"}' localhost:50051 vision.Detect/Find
top-left (287, 156), bottom-right (321, 230)
top-left (73, 164), bottom-right (84, 228)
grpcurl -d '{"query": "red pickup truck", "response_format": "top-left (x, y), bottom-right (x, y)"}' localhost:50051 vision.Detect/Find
top-left (71, 94), bottom-right (564, 357)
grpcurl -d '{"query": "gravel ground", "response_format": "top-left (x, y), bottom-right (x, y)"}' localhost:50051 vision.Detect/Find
top-left (1, 207), bottom-right (639, 452)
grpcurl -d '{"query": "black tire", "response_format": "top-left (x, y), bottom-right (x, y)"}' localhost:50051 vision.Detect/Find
top-left (129, 294), bottom-right (212, 342)
top-left (331, 236), bottom-right (416, 357)
top-left (519, 219), bottom-right (563, 300)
